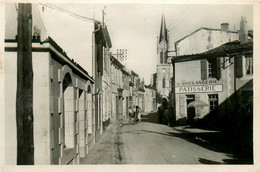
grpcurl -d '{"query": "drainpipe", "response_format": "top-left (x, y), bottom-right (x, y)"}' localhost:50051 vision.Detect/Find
top-left (171, 43), bottom-right (178, 125)
top-left (92, 22), bottom-right (101, 144)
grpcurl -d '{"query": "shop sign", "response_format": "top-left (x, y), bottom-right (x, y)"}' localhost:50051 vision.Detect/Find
top-left (180, 80), bottom-right (218, 86)
top-left (176, 84), bottom-right (223, 93)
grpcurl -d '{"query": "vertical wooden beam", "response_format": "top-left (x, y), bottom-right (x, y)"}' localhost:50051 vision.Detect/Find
top-left (16, 3), bottom-right (34, 165)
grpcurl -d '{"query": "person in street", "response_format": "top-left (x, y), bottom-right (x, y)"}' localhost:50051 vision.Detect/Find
top-left (157, 106), bottom-right (163, 124)
top-left (128, 106), bottom-right (133, 123)
top-left (134, 106), bottom-right (141, 123)
top-left (136, 106), bottom-right (141, 123)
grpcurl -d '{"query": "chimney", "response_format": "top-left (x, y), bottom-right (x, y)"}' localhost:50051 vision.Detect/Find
top-left (221, 23), bottom-right (229, 31)
top-left (239, 16), bottom-right (248, 44)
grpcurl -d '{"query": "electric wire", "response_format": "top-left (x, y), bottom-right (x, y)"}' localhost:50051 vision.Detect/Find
top-left (39, 3), bottom-right (96, 23)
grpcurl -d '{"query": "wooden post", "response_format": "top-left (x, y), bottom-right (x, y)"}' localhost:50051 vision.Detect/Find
top-left (16, 3), bottom-right (34, 165)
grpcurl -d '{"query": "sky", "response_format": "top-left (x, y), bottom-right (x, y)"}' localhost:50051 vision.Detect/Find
top-left (5, 3), bottom-right (253, 84)
top-left (55, 3), bottom-right (253, 84)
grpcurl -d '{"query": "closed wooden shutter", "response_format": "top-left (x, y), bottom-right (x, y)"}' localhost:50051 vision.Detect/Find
top-left (195, 94), bottom-right (200, 101)
top-left (195, 94), bottom-right (200, 117)
top-left (235, 55), bottom-right (243, 78)
top-left (216, 57), bottom-right (221, 80)
top-left (201, 59), bottom-right (207, 80)
top-left (210, 59), bottom-right (217, 78)
top-left (179, 95), bottom-right (186, 117)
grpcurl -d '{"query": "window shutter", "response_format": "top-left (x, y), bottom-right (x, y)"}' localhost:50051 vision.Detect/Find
top-left (201, 59), bottom-right (207, 80)
top-left (235, 55), bottom-right (243, 78)
top-left (195, 94), bottom-right (200, 101)
top-left (216, 57), bottom-right (221, 80)
top-left (210, 59), bottom-right (217, 78)
top-left (195, 94), bottom-right (200, 116)
top-left (97, 44), bottom-right (103, 75)
top-left (179, 95), bottom-right (186, 117)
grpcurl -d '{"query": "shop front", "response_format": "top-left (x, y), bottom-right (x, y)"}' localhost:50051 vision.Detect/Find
top-left (175, 79), bottom-right (223, 123)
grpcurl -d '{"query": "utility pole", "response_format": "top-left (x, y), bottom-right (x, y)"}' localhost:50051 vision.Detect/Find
top-left (16, 3), bottom-right (34, 165)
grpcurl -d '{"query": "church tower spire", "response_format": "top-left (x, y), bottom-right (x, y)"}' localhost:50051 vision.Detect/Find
top-left (159, 14), bottom-right (168, 43)
top-left (157, 14), bottom-right (168, 64)
top-left (156, 14), bottom-right (172, 98)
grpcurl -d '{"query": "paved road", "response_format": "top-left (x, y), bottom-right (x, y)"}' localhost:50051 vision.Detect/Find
top-left (119, 121), bottom-right (233, 164)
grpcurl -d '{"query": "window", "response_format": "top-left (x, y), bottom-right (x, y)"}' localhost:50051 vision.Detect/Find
top-left (160, 51), bottom-right (163, 64)
top-left (62, 73), bottom-right (75, 150)
top-left (246, 57), bottom-right (253, 75)
top-left (162, 78), bottom-right (166, 88)
top-left (208, 94), bottom-right (218, 112)
top-left (208, 61), bottom-right (212, 78)
top-left (164, 51), bottom-right (168, 64)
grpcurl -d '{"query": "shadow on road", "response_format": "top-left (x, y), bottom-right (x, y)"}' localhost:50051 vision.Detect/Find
top-left (198, 158), bottom-right (223, 164)
top-left (141, 112), bottom-right (159, 124)
top-left (120, 129), bottom-right (173, 137)
top-left (168, 131), bottom-right (253, 164)
top-left (120, 127), bottom-right (252, 164)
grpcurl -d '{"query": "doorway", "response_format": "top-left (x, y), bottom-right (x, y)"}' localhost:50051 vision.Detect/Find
top-left (186, 95), bottom-right (195, 124)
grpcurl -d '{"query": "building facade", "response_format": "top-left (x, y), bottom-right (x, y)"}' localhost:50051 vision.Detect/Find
top-left (173, 17), bottom-right (253, 125)
top-left (122, 68), bottom-right (131, 119)
top-left (110, 55), bottom-right (125, 120)
top-left (94, 22), bottom-right (113, 134)
top-left (3, 4), bottom-right (111, 165)
top-left (5, 37), bottom-right (95, 165)
top-left (144, 85), bottom-right (156, 113)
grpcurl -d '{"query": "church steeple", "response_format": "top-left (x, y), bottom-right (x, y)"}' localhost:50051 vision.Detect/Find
top-left (155, 14), bottom-right (172, 98)
top-left (159, 14), bottom-right (168, 43)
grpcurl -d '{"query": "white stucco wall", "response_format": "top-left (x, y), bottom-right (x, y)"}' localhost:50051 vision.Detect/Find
top-left (176, 29), bottom-right (239, 56)
top-left (33, 52), bottom-right (50, 164)
top-left (4, 51), bottom-right (50, 165)
top-left (4, 51), bottom-right (17, 165)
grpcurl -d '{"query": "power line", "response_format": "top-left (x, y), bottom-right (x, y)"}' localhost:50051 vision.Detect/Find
top-left (39, 3), bottom-right (96, 23)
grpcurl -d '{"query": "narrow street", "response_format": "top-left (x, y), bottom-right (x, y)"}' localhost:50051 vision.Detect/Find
top-left (119, 118), bottom-right (232, 164)
top-left (80, 113), bottom-right (243, 165)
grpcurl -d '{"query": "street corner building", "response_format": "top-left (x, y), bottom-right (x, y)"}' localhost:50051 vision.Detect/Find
top-left (3, 3), bottom-right (106, 165)
top-left (172, 16), bottom-right (253, 133)
top-left (3, 3), bottom-right (155, 165)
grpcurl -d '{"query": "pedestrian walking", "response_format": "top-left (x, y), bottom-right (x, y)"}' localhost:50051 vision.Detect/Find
top-left (128, 106), bottom-right (133, 123)
top-left (136, 106), bottom-right (141, 123)
top-left (157, 106), bottom-right (163, 124)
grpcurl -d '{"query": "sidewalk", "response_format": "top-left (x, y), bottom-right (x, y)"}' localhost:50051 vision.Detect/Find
top-left (79, 119), bottom-right (129, 164)
top-left (79, 121), bottom-right (119, 164)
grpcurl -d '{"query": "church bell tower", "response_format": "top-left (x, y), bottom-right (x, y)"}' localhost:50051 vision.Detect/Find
top-left (156, 14), bottom-right (172, 98)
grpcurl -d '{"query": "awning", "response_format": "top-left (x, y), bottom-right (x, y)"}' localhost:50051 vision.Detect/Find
top-left (188, 100), bottom-right (209, 108)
